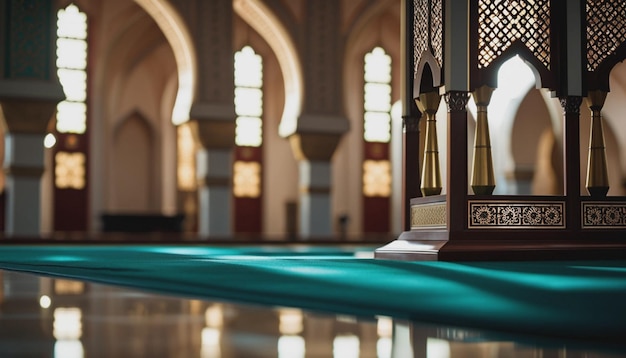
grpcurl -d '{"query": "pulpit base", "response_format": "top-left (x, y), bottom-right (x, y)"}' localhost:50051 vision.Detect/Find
top-left (375, 231), bottom-right (626, 261)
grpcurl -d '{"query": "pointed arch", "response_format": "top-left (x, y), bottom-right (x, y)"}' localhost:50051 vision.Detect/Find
top-left (111, 111), bottom-right (155, 212)
top-left (479, 40), bottom-right (555, 90)
top-left (233, 0), bottom-right (303, 138)
top-left (510, 89), bottom-right (554, 194)
top-left (414, 51), bottom-right (443, 96)
top-left (339, 1), bottom-right (400, 236)
top-left (592, 41), bottom-right (626, 91)
top-left (134, 0), bottom-right (196, 125)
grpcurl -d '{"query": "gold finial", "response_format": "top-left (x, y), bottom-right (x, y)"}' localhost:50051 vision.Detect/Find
top-left (470, 85), bottom-right (495, 195)
top-left (585, 90), bottom-right (609, 197)
top-left (416, 91), bottom-right (442, 196)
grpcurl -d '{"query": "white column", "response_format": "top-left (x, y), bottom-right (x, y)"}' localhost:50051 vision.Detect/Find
top-left (3, 133), bottom-right (46, 236)
top-left (196, 148), bottom-right (232, 237)
top-left (299, 160), bottom-right (331, 238)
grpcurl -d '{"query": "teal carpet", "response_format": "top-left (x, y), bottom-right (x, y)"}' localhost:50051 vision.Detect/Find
top-left (1, 244), bottom-right (625, 346)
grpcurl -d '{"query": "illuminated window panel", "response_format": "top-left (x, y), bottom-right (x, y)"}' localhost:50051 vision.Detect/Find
top-left (363, 160), bottom-right (392, 197)
top-left (57, 69), bottom-right (87, 102)
top-left (235, 87), bottom-right (263, 117)
top-left (364, 83), bottom-right (392, 112)
top-left (365, 47), bottom-right (391, 83)
top-left (363, 47), bottom-right (392, 143)
top-left (57, 4), bottom-right (87, 135)
top-left (233, 161), bottom-right (261, 198)
top-left (55, 152), bottom-right (86, 189)
top-left (177, 124), bottom-right (196, 190)
top-left (57, 4), bottom-right (87, 39)
top-left (234, 46), bottom-right (263, 148)
top-left (364, 112), bottom-right (391, 143)
top-left (56, 101), bottom-right (86, 134)
top-left (235, 46), bottom-right (263, 87)
top-left (56, 38), bottom-right (87, 69)
top-left (235, 117), bottom-right (263, 147)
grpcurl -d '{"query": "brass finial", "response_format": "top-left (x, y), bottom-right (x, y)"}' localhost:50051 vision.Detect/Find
top-left (416, 91), bottom-right (442, 196)
top-left (585, 90), bottom-right (609, 197)
top-left (470, 85), bottom-right (496, 195)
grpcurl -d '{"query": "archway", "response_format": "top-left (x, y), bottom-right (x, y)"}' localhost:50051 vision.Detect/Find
top-left (339, 0), bottom-right (401, 237)
top-left (111, 112), bottom-right (154, 212)
top-left (233, 0), bottom-right (303, 138)
top-left (134, 0), bottom-right (196, 125)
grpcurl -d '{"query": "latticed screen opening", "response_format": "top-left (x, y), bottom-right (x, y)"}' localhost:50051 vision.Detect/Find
top-left (414, 0), bottom-right (428, 71)
top-left (477, 0), bottom-right (550, 69)
top-left (413, 0), bottom-right (443, 74)
top-left (586, 0), bottom-right (626, 71)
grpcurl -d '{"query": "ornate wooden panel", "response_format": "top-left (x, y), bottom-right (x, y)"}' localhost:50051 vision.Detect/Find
top-left (586, 0), bottom-right (626, 72)
top-left (477, 0), bottom-right (551, 69)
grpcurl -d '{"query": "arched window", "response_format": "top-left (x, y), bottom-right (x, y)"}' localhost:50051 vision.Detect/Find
top-left (233, 46), bottom-right (263, 234)
top-left (362, 47), bottom-right (392, 234)
top-left (52, 4), bottom-right (89, 231)
top-left (364, 47), bottom-right (392, 143)
top-left (56, 4), bottom-right (88, 135)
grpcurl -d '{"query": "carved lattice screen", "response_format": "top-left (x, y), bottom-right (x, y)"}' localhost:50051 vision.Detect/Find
top-left (413, 0), bottom-right (443, 75)
top-left (477, 0), bottom-right (551, 69)
top-left (586, 0), bottom-right (626, 71)
top-left (413, 0), bottom-right (428, 74)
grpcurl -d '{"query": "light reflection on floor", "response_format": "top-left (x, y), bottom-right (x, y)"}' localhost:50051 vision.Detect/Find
top-left (0, 271), bottom-right (624, 358)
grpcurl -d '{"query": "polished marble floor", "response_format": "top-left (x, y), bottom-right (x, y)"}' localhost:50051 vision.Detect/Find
top-left (0, 270), bottom-right (624, 358)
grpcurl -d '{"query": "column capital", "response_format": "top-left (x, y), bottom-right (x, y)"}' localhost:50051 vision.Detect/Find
top-left (444, 91), bottom-right (470, 112)
top-left (188, 118), bottom-right (235, 150)
top-left (284, 113), bottom-right (349, 162)
top-left (0, 98), bottom-right (59, 135)
top-left (403, 115), bottom-right (421, 133)
top-left (288, 132), bottom-right (343, 162)
top-left (559, 96), bottom-right (583, 114)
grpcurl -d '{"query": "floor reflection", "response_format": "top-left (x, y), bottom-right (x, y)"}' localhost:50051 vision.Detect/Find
top-left (0, 271), bottom-right (624, 357)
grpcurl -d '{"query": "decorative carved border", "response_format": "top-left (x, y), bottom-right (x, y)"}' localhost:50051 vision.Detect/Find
top-left (411, 202), bottom-right (446, 229)
top-left (468, 201), bottom-right (565, 229)
top-left (582, 202), bottom-right (626, 229)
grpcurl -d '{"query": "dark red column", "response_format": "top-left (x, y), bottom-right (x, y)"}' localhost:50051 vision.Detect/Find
top-left (444, 91), bottom-right (470, 235)
top-left (560, 96), bottom-right (583, 231)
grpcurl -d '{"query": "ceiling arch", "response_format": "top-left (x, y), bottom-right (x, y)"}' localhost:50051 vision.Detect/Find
top-left (134, 0), bottom-right (196, 125)
top-left (233, 0), bottom-right (303, 138)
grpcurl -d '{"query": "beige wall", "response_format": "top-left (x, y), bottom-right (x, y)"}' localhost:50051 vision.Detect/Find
top-left (335, 1), bottom-right (401, 238)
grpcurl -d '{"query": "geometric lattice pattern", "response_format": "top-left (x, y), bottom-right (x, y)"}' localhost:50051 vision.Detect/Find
top-left (469, 201), bottom-right (565, 228)
top-left (431, 0), bottom-right (443, 66)
top-left (233, 161), bottom-right (261, 198)
top-left (7, 0), bottom-right (49, 79)
top-left (413, 0), bottom-right (428, 74)
top-left (55, 152), bottom-right (86, 190)
top-left (411, 203), bottom-right (446, 229)
top-left (413, 0), bottom-right (444, 74)
top-left (586, 0), bottom-right (626, 71)
top-left (477, 0), bottom-right (551, 69)
top-left (363, 160), bottom-right (391, 197)
top-left (582, 203), bottom-right (626, 228)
